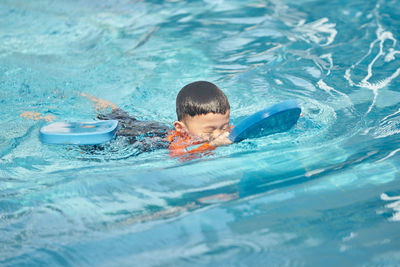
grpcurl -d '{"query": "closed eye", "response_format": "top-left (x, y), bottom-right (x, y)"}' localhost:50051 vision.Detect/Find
top-left (222, 124), bottom-right (230, 130)
top-left (204, 127), bottom-right (216, 133)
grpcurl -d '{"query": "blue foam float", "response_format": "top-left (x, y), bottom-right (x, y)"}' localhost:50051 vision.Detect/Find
top-left (228, 100), bottom-right (301, 142)
top-left (40, 120), bottom-right (118, 145)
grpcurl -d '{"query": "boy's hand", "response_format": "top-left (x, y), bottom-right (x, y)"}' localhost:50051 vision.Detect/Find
top-left (20, 111), bottom-right (56, 122)
top-left (209, 131), bottom-right (232, 147)
top-left (81, 93), bottom-right (118, 112)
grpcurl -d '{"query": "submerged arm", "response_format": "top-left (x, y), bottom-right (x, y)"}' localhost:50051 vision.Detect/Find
top-left (81, 93), bottom-right (118, 112)
top-left (20, 111), bottom-right (56, 122)
top-left (20, 93), bottom-right (118, 122)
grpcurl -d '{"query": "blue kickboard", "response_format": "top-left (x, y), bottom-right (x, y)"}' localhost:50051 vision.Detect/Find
top-left (228, 100), bottom-right (301, 142)
top-left (40, 120), bottom-right (119, 145)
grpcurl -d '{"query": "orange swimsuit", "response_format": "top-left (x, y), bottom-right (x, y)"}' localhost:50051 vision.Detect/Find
top-left (166, 130), bottom-right (216, 158)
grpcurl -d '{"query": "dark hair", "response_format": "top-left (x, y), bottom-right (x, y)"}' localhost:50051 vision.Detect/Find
top-left (176, 81), bottom-right (230, 121)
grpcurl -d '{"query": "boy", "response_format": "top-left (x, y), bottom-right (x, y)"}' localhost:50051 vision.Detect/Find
top-left (21, 81), bottom-right (233, 157)
top-left (167, 81), bottom-right (232, 156)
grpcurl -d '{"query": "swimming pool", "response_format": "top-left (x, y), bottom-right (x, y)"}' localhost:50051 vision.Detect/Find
top-left (1, 0), bottom-right (400, 265)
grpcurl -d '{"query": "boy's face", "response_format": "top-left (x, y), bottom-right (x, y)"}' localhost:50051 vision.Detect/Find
top-left (174, 111), bottom-right (230, 141)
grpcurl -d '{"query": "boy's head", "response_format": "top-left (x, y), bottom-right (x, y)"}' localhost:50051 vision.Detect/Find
top-left (174, 81), bottom-right (230, 140)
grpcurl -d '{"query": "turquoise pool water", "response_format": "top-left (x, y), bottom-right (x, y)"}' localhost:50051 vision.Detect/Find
top-left (1, 0), bottom-right (400, 265)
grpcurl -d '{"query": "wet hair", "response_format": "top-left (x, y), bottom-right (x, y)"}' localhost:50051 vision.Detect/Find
top-left (176, 81), bottom-right (230, 121)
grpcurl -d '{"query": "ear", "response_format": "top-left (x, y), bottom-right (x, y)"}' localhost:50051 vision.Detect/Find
top-left (174, 121), bottom-right (187, 133)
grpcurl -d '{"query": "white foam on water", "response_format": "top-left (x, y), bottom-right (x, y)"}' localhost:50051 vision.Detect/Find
top-left (381, 107), bottom-right (400, 122)
top-left (385, 48), bottom-right (400, 62)
top-left (344, 4), bottom-right (400, 114)
top-left (294, 17), bottom-right (337, 46)
top-left (381, 193), bottom-right (400, 222)
top-left (133, 179), bottom-right (240, 199)
top-left (376, 148), bottom-right (400, 163)
top-left (317, 79), bottom-right (346, 98)
top-left (317, 79), bottom-right (354, 111)
top-left (381, 193), bottom-right (400, 201)
top-left (303, 66), bottom-right (321, 78)
top-left (342, 232), bottom-right (357, 242)
top-left (320, 53), bottom-right (333, 75)
top-left (305, 168), bottom-right (325, 178)
top-left (286, 75), bottom-right (316, 91)
top-left (369, 90), bottom-right (400, 138)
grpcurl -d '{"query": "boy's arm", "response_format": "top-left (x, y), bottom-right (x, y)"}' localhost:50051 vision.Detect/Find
top-left (20, 111), bottom-right (56, 122)
top-left (20, 93), bottom-right (117, 122)
top-left (81, 93), bottom-right (118, 112)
